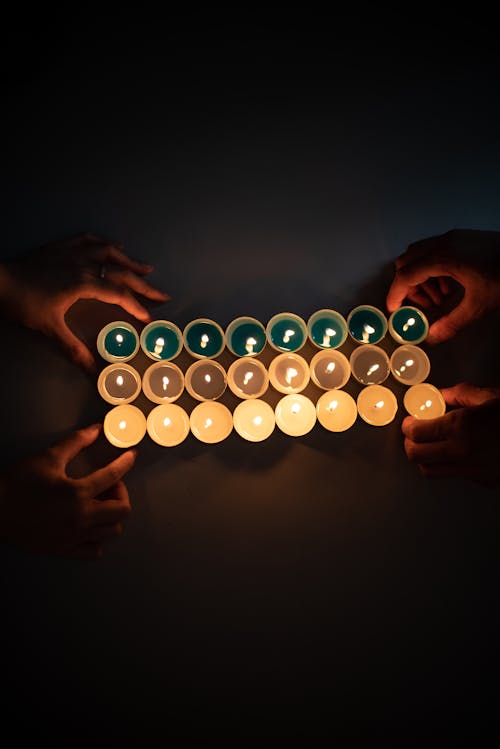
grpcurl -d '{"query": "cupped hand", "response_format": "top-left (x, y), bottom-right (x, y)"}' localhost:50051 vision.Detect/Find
top-left (0, 424), bottom-right (136, 559)
top-left (402, 383), bottom-right (500, 487)
top-left (386, 229), bottom-right (500, 344)
top-left (0, 234), bottom-right (169, 371)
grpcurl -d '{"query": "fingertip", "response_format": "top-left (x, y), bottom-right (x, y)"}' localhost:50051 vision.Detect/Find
top-left (401, 416), bottom-right (414, 434)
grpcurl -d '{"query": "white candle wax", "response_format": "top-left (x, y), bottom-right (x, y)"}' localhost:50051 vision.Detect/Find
top-left (356, 385), bottom-right (398, 426)
top-left (390, 345), bottom-right (430, 386)
top-left (227, 358), bottom-right (269, 399)
top-left (275, 394), bottom-right (317, 437)
top-left (403, 383), bottom-right (446, 419)
top-left (269, 353), bottom-right (310, 394)
top-left (190, 402), bottom-right (233, 443)
top-left (233, 399), bottom-right (275, 442)
top-left (104, 404), bottom-right (147, 447)
top-left (185, 360), bottom-right (227, 401)
top-left (350, 344), bottom-right (390, 385)
top-left (142, 361), bottom-right (185, 404)
top-left (147, 403), bottom-right (190, 446)
top-left (98, 363), bottom-right (141, 405)
top-left (316, 390), bottom-right (358, 432)
top-left (309, 350), bottom-right (351, 390)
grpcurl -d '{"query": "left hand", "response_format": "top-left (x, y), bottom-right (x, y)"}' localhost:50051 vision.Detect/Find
top-left (402, 383), bottom-right (500, 487)
top-left (0, 233), bottom-right (169, 371)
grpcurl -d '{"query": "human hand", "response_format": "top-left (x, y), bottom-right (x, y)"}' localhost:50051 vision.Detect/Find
top-left (0, 424), bottom-right (136, 559)
top-left (402, 383), bottom-right (500, 487)
top-left (0, 234), bottom-right (169, 371)
top-left (386, 229), bottom-right (500, 343)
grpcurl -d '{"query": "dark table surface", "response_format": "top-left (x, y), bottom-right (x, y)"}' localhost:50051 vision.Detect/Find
top-left (1, 13), bottom-right (499, 740)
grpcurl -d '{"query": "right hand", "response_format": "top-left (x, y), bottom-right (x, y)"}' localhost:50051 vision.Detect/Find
top-left (386, 229), bottom-right (500, 343)
top-left (0, 424), bottom-right (135, 560)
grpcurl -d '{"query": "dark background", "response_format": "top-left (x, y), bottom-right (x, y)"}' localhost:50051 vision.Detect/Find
top-left (1, 11), bottom-right (499, 741)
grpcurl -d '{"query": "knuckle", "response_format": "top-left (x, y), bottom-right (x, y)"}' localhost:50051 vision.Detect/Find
top-left (404, 439), bottom-right (419, 462)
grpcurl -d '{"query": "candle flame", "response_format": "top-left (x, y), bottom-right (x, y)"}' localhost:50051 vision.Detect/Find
top-left (116, 375), bottom-right (124, 386)
top-left (328, 400), bottom-right (338, 412)
top-left (367, 363), bottom-right (380, 376)
top-left (253, 416), bottom-right (263, 426)
top-left (162, 376), bottom-right (169, 391)
top-left (362, 324), bottom-right (375, 343)
top-left (403, 317), bottom-right (416, 333)
top-left (119, 420), bottom-right (127, 430)
top-left (291, 403), bottom-right (301, 414)
top-left (204, 374), bottom-right (212, 383)
top-left (200, 333), bottom-right (209, 349)
top-left (163, 417), bottom-right (171, 427)
top-left (375, 400), bottom-right (385, 409)
top-left (243, 371), bottom-right (254, 386)
top-left (322, 327), bottom-right (336, 346)
top-left (326, 362), bottom-right (336, 373)
top-left (245, 336), bottom-right (257, 354)
top-left (116, 333), bottom-right (124, 344)
top-left (283, 328), bottom-right (295, 344)
top-left (154, 336), bottom-right (165, 356)
top-left (204, 418), bottom-right (213, 428)
top-left (285, 367), bottom-right (298, 385)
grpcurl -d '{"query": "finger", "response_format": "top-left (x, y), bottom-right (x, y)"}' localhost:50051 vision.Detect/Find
top-left (83, 450), bottom-right (137, 497)
top-left (404, 437), bottom-right (458, 464)
top-left (401, 414), bottom-right (450, 443)
top-left (94, 245), bottom-right (154, 275)
top-left (438, 276), bottom-right (452, 295)
top-left (418, 462), bottom-right (458, 479)
top-left (441, 383), bottom-right (500, 408)
top-left (85, 522), bottom-right (124, 543)
top-left (88, 495), bottom-right (132, 524)
top-left (394, 236), bottom-right (444, 270)
top-left (405, 287), bottom-right (433, 309)
top-left (52, 319), bottom-right (97, 372)
top-left (104, 268), bottom-right (169, 302)
top-left (386, 258), bottom-right (457, 312)
top-left (427, 300), bottom-right (472, 344)
top-left (51, 424), bottom-right (102, 467)
top-left (79, 280), bottom-right (152, 323)
top-left (421, 280), bottom-right (443, 307)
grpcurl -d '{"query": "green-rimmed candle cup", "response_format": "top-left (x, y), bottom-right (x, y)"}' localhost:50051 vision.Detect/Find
top-left (266, 313), bottom-right (307, 353)
top-left (97, 321), bottom-right (140, 363)
top-left (140, 320), bottom-right (183, 361)
top-left (226, 316), bottom-right (267, 357)
top-left (389, 306), bottom-right (429, 345)
top-left (183, 318), bottom-right (226, 360)
top-left (347, 305), bottom-right (387, 345)
top-left (307, 309), bottom-right (348, 350)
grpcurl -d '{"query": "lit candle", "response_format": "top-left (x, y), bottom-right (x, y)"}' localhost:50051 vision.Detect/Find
top-left (316, 390), bottom-right (358, 432)
top-left (142, 361), bottom-right (184, 404)
top-left (309, 350), bottom-right (351, 390)
top-left (183, 318), bottom-right (225, 359)
top-left (349, 344), bottom-right (390, 385)
top-left (389, 306), bottom-right (429, 345)
top-left (190, 401), bottom-right (233, 443)
top-left (140, 320), bottom-right (183, 361)
top-left (226, 316), bottom-right (267, 357)
top-left (97, 321), bottom-right (139, 363)
top-left (266, 313), bottom-right (308, 353)
top-left (268, 353), bottom-right (310, 394)
top-left (185, 360), bottom-right (227, 401)
top-left (403, 383), bottom-right (446, 419)
top-left (104, 404), bottom-right (147, 447)
top-left (356, 385), bottom-right (398, 426)
top-left (227, 358), bottom-right (269, 399)
top-left (347, 305), bottom-right (387, 345)
top-left (275, 394), bottom-right (317, 437)
top-left (146, 403), bottom-right (190, 446)
top-left (233, 399), bottom-right (276, 442)
top-left (390, 344), bottom-right (430, 386)
top-left (307, 309), bottom-right (348, 349)
top-left (97, 363), bottom-right (141, 405)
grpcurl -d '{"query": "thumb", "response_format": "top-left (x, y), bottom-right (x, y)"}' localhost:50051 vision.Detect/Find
top-left (49, 424), bottom-right (102, 468)
top-left (441, 383), bottom-right (499, 408)
top-left (53, 321), bottom-right (97, 373)
top-left (426, 300), bottom-right (472, 344)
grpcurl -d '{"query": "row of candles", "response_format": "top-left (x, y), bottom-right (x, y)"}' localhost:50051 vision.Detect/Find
top-left (97, 305), bottom-right (429, 364)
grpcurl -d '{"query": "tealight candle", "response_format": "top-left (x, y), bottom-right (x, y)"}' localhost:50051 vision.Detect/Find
top-left (104, 404), bottom-right (147, 447)
top-left (97, 363), bottom-right (142, 405)
top-left (183, 318), bottom-right (225, 359)
top-left (349, 344), bottom-right (390, 385)
top-left (227, 358), bottom-right (269, 399)
top-left (142, 361), bottom-right (184, 404)
top-left (185, 360), bottom-right (227, 401)
top-left (190, 401), bottom-right (233, 443)
top-left (316, 390), bottom-right (358, 432)
top-left (390, 345), bottom-right (430, 386)
top-left (266, 313), bottom-right (308, 353)
top-left (347, 305), bottom-right (387, 345)
top-left (140, 320), bottom-right (183, 361)
top-left (268, 353), bottom-right (310, 394)
top-left (275, 394), bottom-right (317, 437)
top-left (389, 306), bottom-right (429, 345)
top-left (307, 309), bottom-right (348, 349)
top-left (356, 385), bottom-right (398, 426)
top-left (225, 316), bottom-right (267, 357)
top-left (97, 321), bottom-right (139, 363)
top-left (309, 350), bottom-right (351, 390)
top-left (403, 383), bottom-right (446, 419)
top-left (233, 399), bottom-right (276, 442)
top-left (146, 403), bottom-right (190, 446)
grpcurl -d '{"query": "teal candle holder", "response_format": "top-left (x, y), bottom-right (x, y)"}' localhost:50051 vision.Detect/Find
top-left (183, 318), bottom-right (226, 359)
top-left (97, 321), bottom-right (140, 363)
top-left (226, 316), bottom-right (267, 357)
top-left (266, 312), bottom-right (307, 353)
top-left (347, 305), bottom-right (387, 345)
top-left (388, 306), bottom-right (429, 345)
top-left (307, 309), bottom-right (348, 350)
top-left (140, 320), bottom-right (183, 361)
